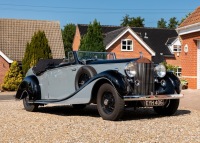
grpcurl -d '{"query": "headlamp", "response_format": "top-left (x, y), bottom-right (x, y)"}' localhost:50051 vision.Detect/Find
top-left (125, 62), bottom-right (137, 77)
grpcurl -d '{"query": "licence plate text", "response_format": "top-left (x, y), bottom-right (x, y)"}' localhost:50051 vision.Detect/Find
top-left (144, 100), bottom-right (165, 107)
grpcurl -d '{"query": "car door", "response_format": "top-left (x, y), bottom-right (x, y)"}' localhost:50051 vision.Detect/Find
top-left (47, 65), bottom-right (81, 99)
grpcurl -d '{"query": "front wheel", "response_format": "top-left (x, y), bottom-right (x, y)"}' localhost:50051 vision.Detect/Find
top-left (153, 99), bottom-right (180, 115)
top-left (23, 91), bottom-right (38, 112)
top-left (97, 83), bottom-right (124, 121)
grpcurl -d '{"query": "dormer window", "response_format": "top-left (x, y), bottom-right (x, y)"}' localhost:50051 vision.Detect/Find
top-left (121, 39), bottom-right (133, 51)
top-left (173, 45), bottom-right (181, 52)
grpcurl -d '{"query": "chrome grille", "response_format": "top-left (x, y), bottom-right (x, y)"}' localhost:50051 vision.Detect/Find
top-left (133, 63), bottom-right (154, 95)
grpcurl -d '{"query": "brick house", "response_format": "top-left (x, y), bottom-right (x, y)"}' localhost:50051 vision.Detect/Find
top-left (73, 24), bottom-right (180, 68)
top-left (0, 19), bottom-right (65, 87)
top-left (177, 6), bottom-right (200, 89)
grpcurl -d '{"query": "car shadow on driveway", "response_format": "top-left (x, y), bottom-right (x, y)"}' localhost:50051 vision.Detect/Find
top-left (122, 108), bottom-right (191, 121)
top-left (35, 105), bottom-right (191, 121)
top-left (37, 105), bottom-right (100, 118)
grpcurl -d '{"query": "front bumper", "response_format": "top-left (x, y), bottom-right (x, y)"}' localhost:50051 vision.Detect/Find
top-left (123, 94), bottom-right (183, 101)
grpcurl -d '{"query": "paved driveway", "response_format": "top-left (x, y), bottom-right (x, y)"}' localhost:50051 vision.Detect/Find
top-left (180, 89), bottom-right (200, 111)
top-left (0, 92), bottom-right (15, 100)
top-left (0, 89), bottom-right (200, 110)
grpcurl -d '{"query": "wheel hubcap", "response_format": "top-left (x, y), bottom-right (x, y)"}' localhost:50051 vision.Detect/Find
top-left (101, 91), bottom-right (115, 114)
top-left (104, 99), bottom-right (109, 106)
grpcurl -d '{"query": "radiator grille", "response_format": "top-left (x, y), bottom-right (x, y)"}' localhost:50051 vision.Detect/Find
top-left (133, 63), bottom-right (154, 95)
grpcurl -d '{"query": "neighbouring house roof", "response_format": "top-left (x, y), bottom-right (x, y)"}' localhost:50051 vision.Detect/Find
top-left (77, 24), bottom-right (178, 63)
top-left (177, 6), bottom-right (200, 35)
top-left (77, 24), bottom-right (122, 36)
top-left (103, 27), bottom-right (127, 46)
top-left (179, 6), bottom-right (200, 28)
top-left (0, 19), bottom-right (65, 62)
top-left (131, 27), bottom-right (177, 63)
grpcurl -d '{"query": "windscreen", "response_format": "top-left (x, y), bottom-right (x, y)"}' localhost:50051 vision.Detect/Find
top-left (77, 51), bottom-right (116, 61)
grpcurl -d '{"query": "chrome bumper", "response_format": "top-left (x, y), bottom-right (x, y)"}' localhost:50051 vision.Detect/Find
top-left (123, 94), bottom-right (183, 101)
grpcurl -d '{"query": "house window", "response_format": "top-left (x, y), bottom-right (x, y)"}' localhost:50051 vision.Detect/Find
top-left (175, 67), bottom-right (182, 77)
top-left (121, 39), bottom-right (133, 51)
top-left (173, 45), bottom-right (181, 52)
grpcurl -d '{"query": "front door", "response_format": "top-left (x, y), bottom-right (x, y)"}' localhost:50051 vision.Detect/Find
top-left (47, 65), bottom-right (78, 99)
top-left (197, 41), bottom-right (200, 89)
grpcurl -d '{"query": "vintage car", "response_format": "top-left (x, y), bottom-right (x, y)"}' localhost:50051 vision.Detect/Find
top-left (16, 51), bottom-right (183, 121)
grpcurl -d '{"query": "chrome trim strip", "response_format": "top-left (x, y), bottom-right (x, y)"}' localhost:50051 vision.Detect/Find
top-left (123, 94), bottom-right (183, 101)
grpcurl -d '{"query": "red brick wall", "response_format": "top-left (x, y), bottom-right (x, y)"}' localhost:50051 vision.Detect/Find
top-left (72, 26), bottom-right (81, 51)
top-left (0, 56), bottom-right (10, 87)
top-left (179, 31), bottom-right (200, 89)
top-left (165, 54), bottom-right (181, 66)
top-left (107, 32), bottom-right (152, 60)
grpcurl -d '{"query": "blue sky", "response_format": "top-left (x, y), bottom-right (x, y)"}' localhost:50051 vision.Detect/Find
top-left (0, 0), bottom-right (199, 29)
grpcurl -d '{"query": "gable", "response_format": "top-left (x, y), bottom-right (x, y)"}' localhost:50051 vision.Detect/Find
top-left (166, 38), bottom-right (181, 54)
top-left (105, 27), bottom-right (155, 56)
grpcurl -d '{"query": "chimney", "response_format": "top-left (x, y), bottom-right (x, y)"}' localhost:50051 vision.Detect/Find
top-left (144, 32), bottom-right (148, 39)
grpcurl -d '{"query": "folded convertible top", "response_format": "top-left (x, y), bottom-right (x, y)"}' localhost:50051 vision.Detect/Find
top-left (32, 59), bottom-right (63, 76)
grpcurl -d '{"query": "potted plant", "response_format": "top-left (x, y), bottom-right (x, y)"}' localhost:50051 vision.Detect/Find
top-left (180, 78), bottom-right (188, 89)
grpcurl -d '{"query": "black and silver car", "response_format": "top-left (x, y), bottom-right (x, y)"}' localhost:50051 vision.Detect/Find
top-left (16, 51), bottom-right (183, 121)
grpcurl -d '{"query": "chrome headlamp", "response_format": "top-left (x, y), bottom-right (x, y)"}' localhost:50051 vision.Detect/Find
top-left (154, 64), bottom-right (166, 78)
top-left (125, 62), bottom-right (137, 77)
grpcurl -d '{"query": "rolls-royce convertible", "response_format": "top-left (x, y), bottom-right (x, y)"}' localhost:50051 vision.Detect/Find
top-left (16, 51), bottom-right (183, 121)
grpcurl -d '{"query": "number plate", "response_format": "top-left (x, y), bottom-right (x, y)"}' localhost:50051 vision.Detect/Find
top-left (143, 100), bottom-right (165, 107)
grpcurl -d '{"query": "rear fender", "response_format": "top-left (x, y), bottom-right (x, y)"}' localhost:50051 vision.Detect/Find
top-left (15, 75), bottom-right (41, 100)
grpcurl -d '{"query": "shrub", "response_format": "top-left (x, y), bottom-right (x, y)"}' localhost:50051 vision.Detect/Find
top-left (162, 62), bottom-right (178, 74)
top-left (22, 30), bottom-right (52, 75)
top-left (1, 61), bottom-right (23, 91)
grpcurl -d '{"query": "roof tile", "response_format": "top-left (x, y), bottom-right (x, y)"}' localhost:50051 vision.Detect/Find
top-left (0, 19), bottom-right (65, 61)
top-left (179, 6), bottom-right (200, 28)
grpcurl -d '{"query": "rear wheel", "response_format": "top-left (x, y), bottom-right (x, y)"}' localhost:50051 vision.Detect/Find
top-left (97, 83), bottom-right (124, 121)
top-left (23, 91), bottom-right (38, 112)
top-left (153, 99), bottom-right (179, 115)
top-left (75, 66), bottom-right (97, 89)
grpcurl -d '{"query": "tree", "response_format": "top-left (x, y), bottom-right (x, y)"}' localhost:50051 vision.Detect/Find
top-left (120, 15), bottom-right (145, 27)
top-left (157, 18), bottom-right (167, 28)
top-left (22, 30), bottom-right (52, 74)
top-left (79, 19), bottom-right (105, 52)
top-left (168, 17), bottom-right (179, 29)
top-left (62, 23), bottom-right (76, 56)
top-left (1, 61), bottom-right (23, 91)
top-left (120, 14), bottom-right (130, 26)
top-left (130, 17), bottom-right (145, 27)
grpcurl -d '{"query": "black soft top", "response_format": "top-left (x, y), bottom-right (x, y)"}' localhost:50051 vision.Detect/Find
top-left (32, 59), bottom-right (63, 75)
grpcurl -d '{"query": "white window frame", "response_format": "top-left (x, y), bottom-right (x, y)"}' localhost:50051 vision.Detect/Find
top-left (175, 67), bottom-right (182, 77)
top-left (173, 45), bottom-right (181, 53)
top-left (121, 39), bottom-right (133, 51)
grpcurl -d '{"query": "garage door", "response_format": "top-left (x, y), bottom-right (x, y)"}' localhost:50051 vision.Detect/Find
top-left (197, 41), bottom-right (200, 89)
